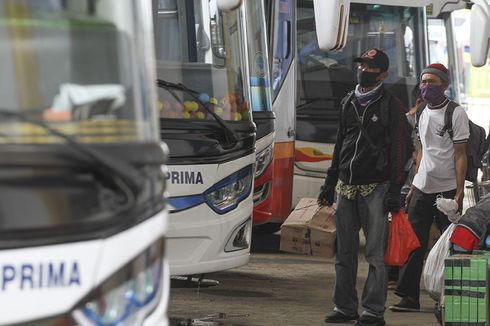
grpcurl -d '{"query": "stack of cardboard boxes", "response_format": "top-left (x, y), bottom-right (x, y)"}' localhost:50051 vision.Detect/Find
top-left (279, 198), bottom-right (336, 258)
top-left (444, 254), bottom-right (489, 325)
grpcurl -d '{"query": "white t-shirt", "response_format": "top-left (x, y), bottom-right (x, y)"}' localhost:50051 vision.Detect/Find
top-left (412, 102), bottom-right (470, 193)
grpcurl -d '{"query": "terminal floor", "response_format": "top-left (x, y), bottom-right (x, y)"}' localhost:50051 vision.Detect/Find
top-left (168, 232), bottom-right (440, 326)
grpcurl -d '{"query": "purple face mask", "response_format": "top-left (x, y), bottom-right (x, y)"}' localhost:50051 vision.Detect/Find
top-left (420, 84), bottom-right (446, 106)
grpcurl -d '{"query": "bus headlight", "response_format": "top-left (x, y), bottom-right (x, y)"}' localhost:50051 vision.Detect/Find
top-left (204, 165), bottom-right (253, 214)
top-left (255, 144), bottom-right (274, 178)
top-left (73, 239), bottom-right (165, 326)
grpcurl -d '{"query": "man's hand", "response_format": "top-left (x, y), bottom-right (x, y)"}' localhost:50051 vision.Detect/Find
top-left (454, 192), bottom-right (464, 214)
top-left (317, 184), bottom-right (335, 207)
top-left (405, 187), bottom-right (413, 210)
top-left (383, 192), bottom-right (401, 213)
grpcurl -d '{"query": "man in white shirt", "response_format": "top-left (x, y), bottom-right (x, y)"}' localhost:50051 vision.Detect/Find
top-left (389, 63), bottom-right (469, 312)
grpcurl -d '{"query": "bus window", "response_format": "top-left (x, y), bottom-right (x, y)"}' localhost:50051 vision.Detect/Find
top-left (296, 3), bottom-right (425, 144)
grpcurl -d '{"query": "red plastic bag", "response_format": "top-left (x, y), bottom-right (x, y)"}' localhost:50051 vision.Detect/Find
top-left (384, 210), bottom-right (421, 267)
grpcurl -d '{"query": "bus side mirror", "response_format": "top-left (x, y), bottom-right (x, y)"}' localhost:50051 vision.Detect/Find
top-left (216, 0), bottom-right (243, 12)
top-left (313, 0), bottom-right (350, 51)
top-left (470, 0), bottom-right (490, 67)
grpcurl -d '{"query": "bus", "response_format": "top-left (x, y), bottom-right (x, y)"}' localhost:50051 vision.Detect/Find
top-left (0, 1), bottom-right (169, 325)
top-left (154, 0), bottom-right (255, 276)
top-left (293, 0), bottom-right (428, 206)
top-left (242, 1), bottom-right (276, 228)
top-left (293, 0), bottom-right (489, 208)
top-left (256, 0), bottom-right (297, 232)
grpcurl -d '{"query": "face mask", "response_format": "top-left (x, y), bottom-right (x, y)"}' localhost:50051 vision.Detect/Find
top-left (357, 70), bottom-right (380, 88)
top-left (420, 84), bottom-right (446, 106)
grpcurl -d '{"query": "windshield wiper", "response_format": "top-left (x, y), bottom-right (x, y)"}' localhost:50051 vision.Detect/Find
top-left (0, 108), bottom-right (142, 210)
top-left (156, 78), bottom-right (238, 146)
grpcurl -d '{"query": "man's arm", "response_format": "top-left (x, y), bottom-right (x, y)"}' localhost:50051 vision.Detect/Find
top-left (415, 143), bottom-right (422, 173)
top-left (318, 97), bottom-right (347, 206)
top-left (450, 106), bottom-right (470, 213)
top-left (453, 142), bottom-right (467, 213)
top-left (405, 143), bottom-right (422, 208)
top-left (324, 97), bottom-right (348, 185)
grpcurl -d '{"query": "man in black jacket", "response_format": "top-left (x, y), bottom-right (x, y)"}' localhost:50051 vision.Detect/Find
top-left (318, 48), bottom-right (411, 326)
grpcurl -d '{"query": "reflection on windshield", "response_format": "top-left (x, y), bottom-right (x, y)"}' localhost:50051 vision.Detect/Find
top-left (244, 1), bottom-right (272, 113)
top-left (154, 0), bottom-right (252, 122)
top-left (297, 3), bottom-right (423, 110)
top-left (0, 1), bottom-right (157, 143)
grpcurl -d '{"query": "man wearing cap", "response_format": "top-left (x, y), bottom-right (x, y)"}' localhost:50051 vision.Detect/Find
top-left (389, 63), bottom-right (469, 312)
top-left (318, 48), bottom-right (411, 326)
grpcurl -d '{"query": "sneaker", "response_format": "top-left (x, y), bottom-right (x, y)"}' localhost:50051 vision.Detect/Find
top-left (354, 315), bottom-right (385, 326)
top-left (388, 296), bottom-right (420, 312)
top-left (387, 281), bottom-right (397, 290)
top-left (324, 311), bottom-right (359, 323)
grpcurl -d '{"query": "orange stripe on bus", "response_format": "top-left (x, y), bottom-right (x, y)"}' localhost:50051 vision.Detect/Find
top-left (273, 141), bottom-right (294, 159)
top-left (294, 147), bottom-right (333, 162)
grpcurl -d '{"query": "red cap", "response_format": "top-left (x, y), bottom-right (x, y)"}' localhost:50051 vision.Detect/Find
top-left (421, 63), bottom-right (449, 82)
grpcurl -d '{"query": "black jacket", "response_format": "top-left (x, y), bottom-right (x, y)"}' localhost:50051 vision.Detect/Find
top-left (457, 193), bottom-right (490, 245)
top-left (325, 86), bottom-right (410, 195)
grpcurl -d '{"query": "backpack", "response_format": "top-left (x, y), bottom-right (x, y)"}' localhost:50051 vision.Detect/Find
top-left (415, 101), bottom-right (488, 183)
top-left (341, 90), bottom-right (414, 174)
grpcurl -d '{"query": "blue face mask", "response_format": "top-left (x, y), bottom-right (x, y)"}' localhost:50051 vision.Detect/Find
top-left (420, 84), bottom-right (446, 106)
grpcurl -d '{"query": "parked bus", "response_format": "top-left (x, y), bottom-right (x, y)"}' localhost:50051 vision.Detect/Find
top-left (242, 1), bottom-right (276, 228)
top-left (0, 1), bottom-right (169, 325)
top-left (256, 0), bottom-right (297, 232)
top-left (154, 0), bottom-right (255, 275)
top-left (293, 0), bottom-right (489, 208)
top-left (293, 0), bottom-right (428, 206)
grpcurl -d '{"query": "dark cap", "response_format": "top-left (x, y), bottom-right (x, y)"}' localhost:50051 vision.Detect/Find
top-left (354, 48), bottom-right (389, 72)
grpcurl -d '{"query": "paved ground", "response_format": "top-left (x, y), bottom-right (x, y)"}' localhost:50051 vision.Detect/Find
top-left (168, 232), bottom-right (440, 326)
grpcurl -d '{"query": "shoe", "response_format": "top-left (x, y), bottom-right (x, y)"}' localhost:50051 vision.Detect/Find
top-left (388, 296), bottom-right (420, 312)
top-left (387, 281), bottom-right (397, 290)
top-left (324, 310), bottom-right (359, 323)
top-left (354, 315), bottom-right (385, 326)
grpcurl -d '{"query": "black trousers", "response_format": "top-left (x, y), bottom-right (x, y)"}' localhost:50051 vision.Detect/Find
top-left (395, 187), bottom-right (456, 300)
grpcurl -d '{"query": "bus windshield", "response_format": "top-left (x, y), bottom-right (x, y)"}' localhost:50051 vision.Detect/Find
top-left (297, 2), bottom-right (425, 116)
top-left (0, 1), bottom-right (165, 241)
top-left (0, 0), bottom-right (159, 144)
top-left (154, 0), bottom-right (252, 122)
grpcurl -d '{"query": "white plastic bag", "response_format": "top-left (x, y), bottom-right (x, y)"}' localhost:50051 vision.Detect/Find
top-left (435, 197), bottom-right (461, 223)
top-left (423, 223), bottom-right (456, 301)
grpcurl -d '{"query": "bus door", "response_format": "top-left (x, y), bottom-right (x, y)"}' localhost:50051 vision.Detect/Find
top-left (264, 0), bottom-right (297, 223)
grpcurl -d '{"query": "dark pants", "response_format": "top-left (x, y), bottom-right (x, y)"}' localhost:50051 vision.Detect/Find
top-left (333, 183), bottom-right (389, 316)
top-left (395, 187), bottom-right (456, 300)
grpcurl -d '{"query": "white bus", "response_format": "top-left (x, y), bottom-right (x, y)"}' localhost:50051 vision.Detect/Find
top-left (154, 0), bottom-right (256, 276)
top-left (293, 0), bottom-right (489, 207)
top-left (0, 1), bottom-right (169, 325)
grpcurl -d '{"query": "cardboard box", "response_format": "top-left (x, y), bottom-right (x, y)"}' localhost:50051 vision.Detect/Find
top-left (444, 258), bottom-right (454, 323)
top-left (452, 258), bottom-right (462, 322)
top-left (309, 205), bottom-right (336, 258)
top-left (476, 257), bottom-right (487, 324)
top-left (279, 198), bottom-right (318, 255)
top-left (461, 258), bottom-right (471, 324)
top-left (280, 198), bottom-right (337, 258)
top-left (469, 257), bottom-right (481, 324)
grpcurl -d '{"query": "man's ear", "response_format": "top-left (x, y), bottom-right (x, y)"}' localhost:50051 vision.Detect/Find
top-left (442, 81), bottom-right (450, 91)
top-left (378, 71), bottom-right (388, 81)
